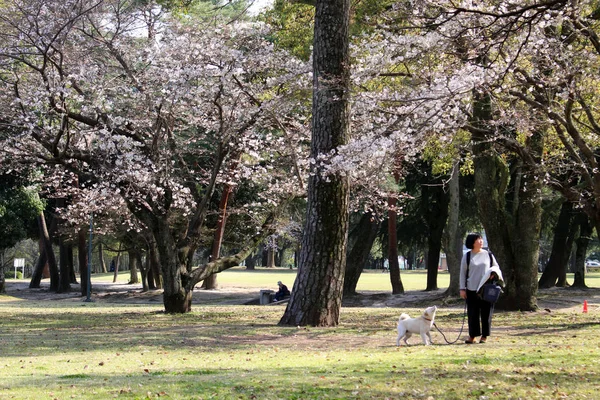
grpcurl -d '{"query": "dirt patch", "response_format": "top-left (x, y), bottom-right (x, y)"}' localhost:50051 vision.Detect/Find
top-left (3, 280), bottom-right (599, 313)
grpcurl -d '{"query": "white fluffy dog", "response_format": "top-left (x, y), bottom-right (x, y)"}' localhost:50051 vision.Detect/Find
top-left (396, 305), bottom-right (437, 346)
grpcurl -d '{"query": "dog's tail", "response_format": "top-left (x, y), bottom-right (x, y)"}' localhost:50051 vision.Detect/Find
top-left (398, 313), bottom-right (410, 322)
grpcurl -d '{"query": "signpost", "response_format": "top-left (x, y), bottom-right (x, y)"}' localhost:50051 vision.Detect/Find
top-left (13, 258), bottom-right (25, 279)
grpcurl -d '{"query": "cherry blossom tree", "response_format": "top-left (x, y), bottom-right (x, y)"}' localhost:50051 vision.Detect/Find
top-left (0, 0), bottom-right (310, 312)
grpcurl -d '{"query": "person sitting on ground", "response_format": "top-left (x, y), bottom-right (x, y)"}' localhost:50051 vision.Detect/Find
top-left (274, 281), bottom-right (290, 301)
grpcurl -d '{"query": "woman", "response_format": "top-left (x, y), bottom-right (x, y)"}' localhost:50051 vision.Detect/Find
top-left (459, 233), bottom-right (504, 344)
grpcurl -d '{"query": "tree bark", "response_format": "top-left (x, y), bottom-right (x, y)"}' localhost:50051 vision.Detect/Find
top-left (343, 213), bottom-right (380, 296)
top-left (266, 246), bottom-right (276, 268)
top-left (67, 245), bottom-right (78, 284)
top-left (387, 191), bottom-right (404, 294)
top-left (57, 236), bottom-right (71, 293)
top-left (539, 201), bottom-right (574, 288)
top-left (571, 212), bottom-right (591, 288)
top-left (148, 241), bottom-right (161, 289)
top-left (98, 242), bottom-right (107, 273)
top-left (29, 236), bottom-right (47, 289)
top-left (78, 228), bottom-right (89, 297)
top-left (422, 170), bottom-right (450, 291)
top-left (202, 184), bottom-right (233, 290)
top-left (112, 243), bottom-right (122, 283)
top-left (36, 211), bottom-right (59, 292)
top-left (129, 248), bottom-right (140, 284)
top-left (279, 0), bottom-right (351, 327)
top-left (471, 90), bottom-right (542, 311)
top-left (443, 162), bottom-right (463, 296)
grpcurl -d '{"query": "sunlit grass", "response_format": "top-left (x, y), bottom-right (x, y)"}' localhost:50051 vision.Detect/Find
top-left (0, 299), bottom-right (599, 399)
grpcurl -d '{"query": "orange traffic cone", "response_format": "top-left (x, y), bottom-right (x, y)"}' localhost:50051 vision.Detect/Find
top-left (583, 300), bottom-right (588, 313)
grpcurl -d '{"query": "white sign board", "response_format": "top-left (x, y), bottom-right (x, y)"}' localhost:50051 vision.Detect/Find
top-left (13, 258), bottom-right (25, 279)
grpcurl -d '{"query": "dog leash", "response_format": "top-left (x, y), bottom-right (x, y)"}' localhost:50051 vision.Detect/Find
top-left (433, 299), bottom-right (468, 345)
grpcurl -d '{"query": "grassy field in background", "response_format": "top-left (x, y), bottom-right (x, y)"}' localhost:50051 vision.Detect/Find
top-left (89, 267), bottom-right (600, 292)
top-left (1, 270), bottom-right (600, 399)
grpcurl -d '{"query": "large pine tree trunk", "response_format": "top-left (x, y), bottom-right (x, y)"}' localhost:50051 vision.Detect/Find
top-left (279, 0), bottom-right (350, 327)
top-left (343, 213), bottom-right (380, 296)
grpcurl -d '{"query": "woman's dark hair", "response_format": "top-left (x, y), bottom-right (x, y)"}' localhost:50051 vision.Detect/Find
top-left (465, 233), bottom-right (483, 249)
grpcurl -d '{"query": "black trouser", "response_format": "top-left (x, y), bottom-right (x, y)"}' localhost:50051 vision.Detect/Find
top-left (466, 289), bottom-right (493, 338)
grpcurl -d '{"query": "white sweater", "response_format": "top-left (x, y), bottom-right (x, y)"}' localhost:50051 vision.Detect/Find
top-left (459, 249), bottom-right (502, 292)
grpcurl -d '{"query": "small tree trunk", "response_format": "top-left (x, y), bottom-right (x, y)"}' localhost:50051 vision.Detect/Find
top-left (98, 242), bottom-right (107, 273)
top-left (245, 253), bottom-right (256, 270)
top-left (343, 213), bottom-right (380, 296)
top-left (128, 249), bottom-right (140, 284)
top-left (140, 252), bottom-right (150, 292)
top-left (37, 211), bottom-right (59, 292)
top-left (539, 201), bottom-right (574, 288)
top-left (29, 237), bottom-right (47, 288)
top-left (443, 161), bottom-right (463, 296)
top-left (67, 245), bottom-right (78, 284)
top-left (0, 251), bottom-right (5, 293)
top-left (148, 242), bottom-right (162, 289)
top-left (388, 169), bottom-right (404, 294)
top-left (266, 247), bottom-right (276, 268)
top-left (78, 228), bottom-right (89, 297)
top-left (57, 237), bottom-right (71, 293)
top-left (202, 184), bottom-right (233, 289)
top-left (112, 243), bottom-right (122, 283)
top-left (571, 213), bottom-right (591, 288)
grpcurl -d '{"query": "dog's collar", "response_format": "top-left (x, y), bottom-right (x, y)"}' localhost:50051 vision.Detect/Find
top-left (422, 317), bottom-right (432, 321)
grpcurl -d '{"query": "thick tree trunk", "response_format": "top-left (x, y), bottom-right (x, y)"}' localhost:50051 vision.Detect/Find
top-left (471, 91), bottom-right (542, 311)
top-left (343, 213), bottom-right (380, 296)
top-left (539, 201), bottom-right (574, 288)
top-left (154, 220), bottom-right (192, 313)
top-left (443, 162), bottom-right (463, 296)
top-left (279, 0), bottom-right (350, 327)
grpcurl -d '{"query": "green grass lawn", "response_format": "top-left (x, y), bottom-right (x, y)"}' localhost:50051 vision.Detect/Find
top-left (1, 270), bottom-right (600, 399)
